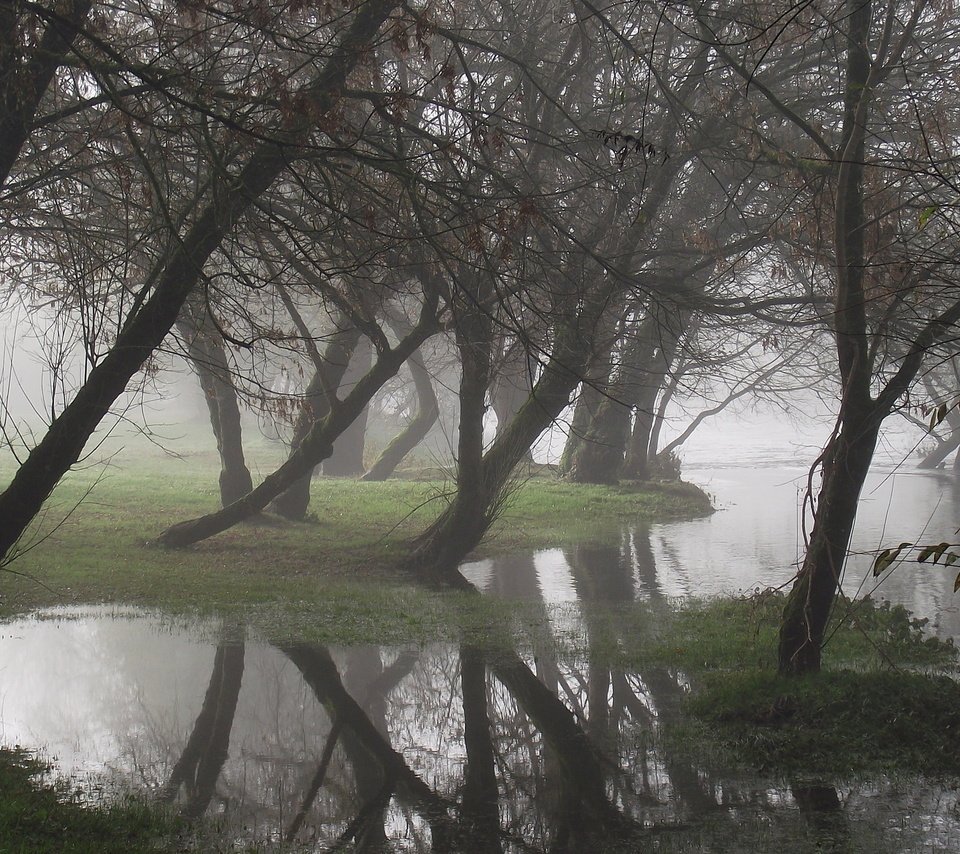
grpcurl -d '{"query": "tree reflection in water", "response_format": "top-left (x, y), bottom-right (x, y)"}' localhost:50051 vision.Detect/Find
top-left (2, 538), bottom-right (951, 851)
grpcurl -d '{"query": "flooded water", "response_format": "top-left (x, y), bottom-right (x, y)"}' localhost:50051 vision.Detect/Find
top-left (3, 463), bottom-right (960, 851)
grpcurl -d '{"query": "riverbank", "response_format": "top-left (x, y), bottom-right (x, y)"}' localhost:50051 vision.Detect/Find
top-left (0, 456), bottom-right (710, 623)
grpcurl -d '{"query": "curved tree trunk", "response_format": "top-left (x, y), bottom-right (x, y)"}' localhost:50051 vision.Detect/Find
top-left (0, 0), bottom-right (399, 565)
top-left (408, 313), bottom-right (599, 578)
top-left (270, 320), bottom-right (362, 520)
top-left (778, 415), bottom-right (881, 674)
top-left (323, 337), bottom-right (373, 477)
top-left (361, 348), bottom-right (439, 481)
top-left (155, 304), bottom-right (438, 546)
top-left (177, 307), bottom-right (253, 507)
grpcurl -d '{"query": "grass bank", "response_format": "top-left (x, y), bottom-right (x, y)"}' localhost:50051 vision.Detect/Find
top-left (0, 748), bottom-right (179, 854)
top-left (612, 591), bottom-right (960, 777)
top-left (0, 451), bottom-right (710, 631)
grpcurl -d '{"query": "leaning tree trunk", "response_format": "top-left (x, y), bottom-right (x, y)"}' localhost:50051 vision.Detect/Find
top-left (412, 278), bottom-right (497, 572)
top-left (270, 322), bottom-right (362, 520)
top-left (361, 347), bottom-right (439, 481)
top-left (408, 314), bottom-right (598, 578)
top-left (0, 0), bottom-right (399, 565)
top-left (155, 303), bottom-right (438, 546)
top-left (177, 308), bottom-right (253, 507)
top-left (778, 413), bottom-right (881, 674)
top-left (323, 337), bottom-right (373, 477)
top-left (778, 0), bottom-right (875, 676)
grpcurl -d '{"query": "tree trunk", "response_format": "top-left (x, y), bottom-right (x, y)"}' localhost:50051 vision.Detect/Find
top-left (490, 339), bottom-right (534, 465)
top-left (565, 397), bottom-right (630, 484)
top-left (622, 308), bottom-right (688, 479)
top-left (408, 314), bottom-right (598, 578)
top-left (558, 381), bottom-right (601, 476)
top-left (324, 337), bottom-right (373, 477)
top-left (0, 0), bottom-right (399, 565)
top-left (177, 309), bottom-right (253, 507)
top-left (778, 413), bottom-right (880, 674)
top-left (559, 334), bottom-right (615, 478)
top-left (779, 0), bottom-right (876, 676)
top-left (270, 322), bottom-right (362, 520)
top-left (412, 279), bottom-right (497, 571)
top-left (155, 306), bottom-right (437, 546)
top-left (361, 347), bottom-right (439, 481)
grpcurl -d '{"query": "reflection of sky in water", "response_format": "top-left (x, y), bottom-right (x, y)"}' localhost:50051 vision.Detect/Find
top-left (4, 454), bottom-right (960, 849)
top-left (470, 463), bottom-right (960, 636)
top-left (1, 601), bottom-right (959, 850)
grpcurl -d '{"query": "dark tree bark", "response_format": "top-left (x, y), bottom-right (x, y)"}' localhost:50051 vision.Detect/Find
top-left (324, 336), bottom-right (373, 477)
top-left (161, 641), bottom-right (245, 820)
top-left (177, 301), bottom-right (253, 507)
top-left (776, 0), bottom-right (960, 673)
top-left (490, 338), bottom-right (534, 465)
top-left (361, 347), bottom-right (439, 481)
top-left (0, 0), bottom-right (400, 564)
top-left (408, 307), bottom-right (605, 578)
top-left (565, 397), bottom-right (630, 485)
top-left (622, 307), bottom-right (689, 480)
top-left (559, 340), bottom-right (614, 479)
top-left (155, 300), bottom-right (438, 546)
top-left (779, 417), bottom-right (881, 673)
top-left (778, 0), bottom-right (878, 675)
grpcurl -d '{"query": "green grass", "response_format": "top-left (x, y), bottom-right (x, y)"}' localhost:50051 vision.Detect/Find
top-left (611, 591), bottom-right (960, 777)
top-left (0, 749), bottom-right (178, 854)
top-left (0, 450), bottom-right (709, 640)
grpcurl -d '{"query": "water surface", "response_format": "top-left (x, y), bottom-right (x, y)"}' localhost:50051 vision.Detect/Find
top-left (3, 464), bottom-right (960, 851)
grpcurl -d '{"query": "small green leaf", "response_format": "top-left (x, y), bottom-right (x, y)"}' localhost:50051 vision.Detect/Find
top-left (873, 542), bottom-right (911, 575)
top-left (919, 205), bottom-right (937, 229)
top-left (918, 542), bottom-right (951, 564)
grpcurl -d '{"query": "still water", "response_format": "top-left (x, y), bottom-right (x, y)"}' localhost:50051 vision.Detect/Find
top-left (2, 465), bottom-right (960, 851)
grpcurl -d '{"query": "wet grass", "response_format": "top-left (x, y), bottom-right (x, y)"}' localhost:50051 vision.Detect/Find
top-left (0, 748), bottom-right (178, 853)
top-left (0, 451), bottom-right (709, 640)
top-left (613, 591), bottom-right (960, 778)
